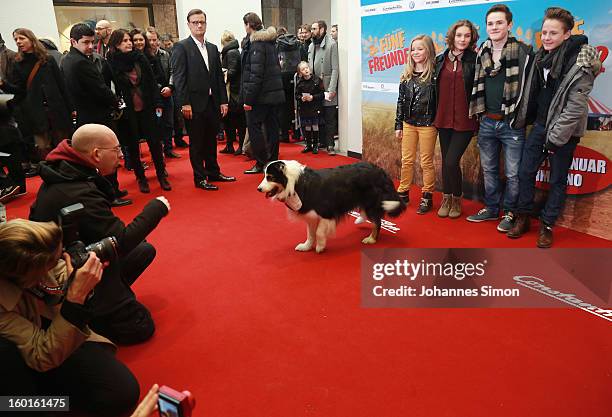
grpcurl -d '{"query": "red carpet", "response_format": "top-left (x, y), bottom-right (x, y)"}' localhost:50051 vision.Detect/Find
top-left (5, 142), bottom-right (611, 417)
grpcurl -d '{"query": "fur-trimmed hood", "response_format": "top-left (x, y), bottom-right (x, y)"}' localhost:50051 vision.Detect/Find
top-left (250, 26), bottom-right (277, 43)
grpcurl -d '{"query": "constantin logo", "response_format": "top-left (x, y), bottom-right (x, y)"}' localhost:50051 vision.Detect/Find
top-left (514, 276), bottom-right (612, 323)
top-left (409, 1), bottom-right (415, 9)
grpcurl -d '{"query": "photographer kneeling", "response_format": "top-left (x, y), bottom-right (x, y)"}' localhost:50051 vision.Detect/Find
top-left (0, 219), bottom-right (139, 416)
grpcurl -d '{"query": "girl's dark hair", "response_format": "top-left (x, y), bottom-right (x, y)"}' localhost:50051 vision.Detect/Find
top-left (243, 12), bottom-right (263, 31)
top-left (108, 29), bottom-right (130, 53)
top-left (544, 7), bottom-right (575, 32)
top-left (446, 19), bottom-right (479, 50)
top-left (130, 28), bottom-right (153, 56)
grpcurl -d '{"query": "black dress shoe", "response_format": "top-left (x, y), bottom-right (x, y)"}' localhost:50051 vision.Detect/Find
top-left (117, 189), bottom-right (129, 198)
top-left (164, 151), bottom-right (181, 159)
top-left (219, 146), bottom-right (235, 154)
top-left (208, 173), bottom-right (236, 182)
top-left (244, 164), bottom-right (263, 174)
top-left (111, 198), bottom-right (133, 207)
top-left (174, 138), bottom-right (189, 148)
top-left (195, 180), bottom-right (219, 191)
top-left (159, 177), bottom-right (172, 191)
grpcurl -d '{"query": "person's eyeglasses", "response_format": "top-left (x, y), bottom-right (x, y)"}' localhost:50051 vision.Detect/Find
top-left (98, 145), bottom-right (123, 155)
top-left (189, 20), bottom-right (207, 26)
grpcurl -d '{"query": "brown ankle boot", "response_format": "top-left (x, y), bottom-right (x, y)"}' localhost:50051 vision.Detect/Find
top-left (437, 194), bottom-right (452, 217)
top-left (537, 224), bottom-right (553, 248)
top-left (448, 195), bottom-right (462, 219)
top-left (507, 213), bottom-right (530, 238)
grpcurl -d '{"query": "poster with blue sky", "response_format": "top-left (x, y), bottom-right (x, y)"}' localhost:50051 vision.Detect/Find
top-left (360, 0), bottom-right (611, 112)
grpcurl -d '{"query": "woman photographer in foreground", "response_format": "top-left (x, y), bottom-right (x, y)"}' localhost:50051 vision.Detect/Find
top-left (0, 219), bottom-right (139, 416)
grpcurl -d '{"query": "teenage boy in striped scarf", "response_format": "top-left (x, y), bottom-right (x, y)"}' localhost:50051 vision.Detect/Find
top-left (467, 4), bottom-right (533, 233)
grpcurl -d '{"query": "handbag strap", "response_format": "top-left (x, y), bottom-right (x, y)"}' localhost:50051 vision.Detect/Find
top-left (26, 60), bottom-right (42, 90)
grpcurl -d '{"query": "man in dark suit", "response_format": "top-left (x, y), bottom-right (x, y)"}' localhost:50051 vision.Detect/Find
top-left (61, 23), bottom-right (130, 207)
top-left (171, 8), bottom-right (235, 190)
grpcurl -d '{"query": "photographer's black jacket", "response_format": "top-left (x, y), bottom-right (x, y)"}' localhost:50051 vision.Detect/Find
top-left (30, 140), bottom-right (168, 256)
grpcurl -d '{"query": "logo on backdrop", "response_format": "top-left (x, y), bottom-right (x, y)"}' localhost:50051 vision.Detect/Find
top-left (365, 30), bottom-right (410, 74)
top-left (536, 146), bottom-right (612, 195)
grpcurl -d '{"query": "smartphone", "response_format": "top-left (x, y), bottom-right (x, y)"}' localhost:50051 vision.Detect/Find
top-left (158, 386), bottom-right (193, 417)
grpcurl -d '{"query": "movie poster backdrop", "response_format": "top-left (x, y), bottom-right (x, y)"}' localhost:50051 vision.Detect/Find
top-left (360, 0), bottom-right (611, 239)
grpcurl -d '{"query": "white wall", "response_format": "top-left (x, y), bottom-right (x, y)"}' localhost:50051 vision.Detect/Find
top-left (302, 0), bottom-right (331, 28)
top-left (337, 0), bottom-right (362, 155)
top-left (175, 0), bottom-right (261, 48)
top-left (0, 0), bottom-right (59, 51)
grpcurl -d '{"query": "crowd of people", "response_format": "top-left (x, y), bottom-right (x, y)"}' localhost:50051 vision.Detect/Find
top-left (0, 12), bottom-right (340, 201)
top-left (0, 3), bottom-right (601, 416)
top-left (0, 9), bottom-right (340, 416)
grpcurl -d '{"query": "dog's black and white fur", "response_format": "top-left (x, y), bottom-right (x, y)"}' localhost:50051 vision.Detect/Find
top-left (257, 160), bottom-right (407, 253)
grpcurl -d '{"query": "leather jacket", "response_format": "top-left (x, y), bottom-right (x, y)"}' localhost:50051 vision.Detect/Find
top-left (395, 74), bottom-right (436, 129)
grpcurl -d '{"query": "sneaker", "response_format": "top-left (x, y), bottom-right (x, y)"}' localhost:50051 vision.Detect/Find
top-left (466, 208), bottom-right (498, 223)
top-left (416, 193), bottom-right (433, 215)
top-left (0, 185), bottom-right (20, 203)
top-left (327, 146), bottom-right (336, 156)
top-left (497, 212), bottom-right (515, 232)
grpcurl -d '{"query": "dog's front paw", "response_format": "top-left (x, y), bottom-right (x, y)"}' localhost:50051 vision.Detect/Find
top-left (361, 236), bottom-right (377, 245)
top-left (295, 242), bottom-right (313, 251)
top-left (315, 244), bottom-right (326, 254)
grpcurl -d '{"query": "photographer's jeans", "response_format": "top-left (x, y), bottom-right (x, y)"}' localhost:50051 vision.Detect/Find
top-left (516, 123), bottom-right (579, 226)
top-left (477, 117), bottom-right (525, 215)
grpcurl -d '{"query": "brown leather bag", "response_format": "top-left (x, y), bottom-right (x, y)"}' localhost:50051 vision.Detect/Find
top-left (26, 60), bottom-right (42, 90)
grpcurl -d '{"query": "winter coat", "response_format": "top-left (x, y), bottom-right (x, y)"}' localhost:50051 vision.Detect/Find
top-left (240, 27), bottom-right (285, 106)
top-left (295, 76), bottom-right (324, 118)
top-left (514, 38), bottom-right (601, 148)
top-left (0, 261), bottom-right (112, 372)
top-left (4, 52), bottom-right (72, 135)
top-left (60, 47), bottom-right (116, 126)
top-left (276, 34), bottom-right (301, 75)
top-left (308, 34), bottom-right (339, 107)
top-left (221, 39), bottom-right (242, 111)
top-left (0, 42), bottom-right (16, 81)
top-left (107, 51), bottom-right (162, 116)
top-left (40, 39), bottom-right (63, 67)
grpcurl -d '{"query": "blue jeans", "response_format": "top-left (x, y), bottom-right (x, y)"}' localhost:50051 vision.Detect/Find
top-left (477, 117), bottom-right (525, 215)
top-left (516, 123), bottom-right (579, 226)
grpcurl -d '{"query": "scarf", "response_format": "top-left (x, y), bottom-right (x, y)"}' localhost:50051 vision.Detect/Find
top-left (469, 36), bottom-right (521, 118)
top-left (108, 50), bottom-right (140, 73)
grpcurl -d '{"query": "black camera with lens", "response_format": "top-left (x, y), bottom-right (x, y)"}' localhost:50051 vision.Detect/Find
top-left (60, 203), bottom-right (118, 269)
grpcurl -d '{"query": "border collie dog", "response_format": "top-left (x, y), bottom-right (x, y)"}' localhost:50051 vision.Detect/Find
top-left (257, 160), bottom-right (407, 253)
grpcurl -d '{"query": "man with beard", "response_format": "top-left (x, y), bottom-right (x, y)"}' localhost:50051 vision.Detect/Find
top-left (308, 20), bottom-right (339, 155)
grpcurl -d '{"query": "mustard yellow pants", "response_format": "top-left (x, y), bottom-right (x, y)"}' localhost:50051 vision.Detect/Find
top-left (397, 122), bottom-right (437, 193)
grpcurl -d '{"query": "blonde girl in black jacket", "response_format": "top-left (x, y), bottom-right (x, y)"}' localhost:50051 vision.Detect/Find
top-left (394, 34), bottom-right (437, 214)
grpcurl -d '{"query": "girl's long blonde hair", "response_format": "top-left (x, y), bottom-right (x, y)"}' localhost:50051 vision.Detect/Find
top-left (400, 34), bottom-right (435, 82)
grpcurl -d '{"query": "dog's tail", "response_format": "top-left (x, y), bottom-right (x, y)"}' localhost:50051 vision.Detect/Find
top-left (381, 199), bottom-right (406, 217)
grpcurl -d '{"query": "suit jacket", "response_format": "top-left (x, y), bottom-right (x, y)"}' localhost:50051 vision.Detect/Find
top-left (170, 36), bottom-right (227, 112)
top-left (61, 47), bottom-right (116, 125)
